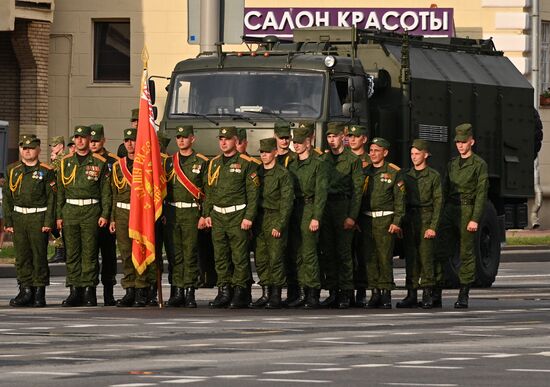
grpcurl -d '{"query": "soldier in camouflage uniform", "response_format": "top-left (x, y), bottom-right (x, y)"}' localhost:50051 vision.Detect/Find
top-left (3, 137), bottom-right (56, 307)
top-left (57, 125), bottom-right (112, 307)
top-left (398, 139), bottom-right (442, 309)
top-left (89, 124), bottom-right (119, 306)
top-left (360, 137), bottom-right (405, 309)
top-left (204, 126), bottom-right (259, 308)
top-left (48, 136), bottom-right (67, 263)
top-left (435, 123), bottom-right (489, 309)
top-left (318, 123), bottom-right (364, 309)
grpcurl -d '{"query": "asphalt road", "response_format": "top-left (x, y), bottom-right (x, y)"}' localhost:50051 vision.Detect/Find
top-left (0, 258), bottom-right (549, 386)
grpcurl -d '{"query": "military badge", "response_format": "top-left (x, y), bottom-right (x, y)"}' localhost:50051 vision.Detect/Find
top-left (250, 172), bottom-right (260, 187)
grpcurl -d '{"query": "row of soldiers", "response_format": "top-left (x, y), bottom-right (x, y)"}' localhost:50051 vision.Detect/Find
top-left (2, 117), bottom-right (488, 310)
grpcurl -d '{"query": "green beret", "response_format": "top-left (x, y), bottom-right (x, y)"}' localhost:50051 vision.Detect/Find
top-left (89, 124), bottom-right (105, 141)
top-left (292, 127), bottom-right (310, 144)
top-left (123, 128), bottom-right (137, 141)
top-left (411, 139), bottom-right (430, 152)
top-left (21, 137), bottom-right (40, 149)
top-left (274, 122), bottom-right (291, 138)
top-left (454, 123), bottom-right (473, 141)
top-left (49, 136), bottom-right (65, 146)
top-left (348, 125), bottom-right (367, 137)
top-left (297, 121), bottom-right (315, 136)
top-left (176, 125), bottom-right (194, 138)
top-left (218, 126), bottom-right (237, 139)
top-left (73, 125), bottom-right (91, 137)
top-left (131, 108), bottom-right (139, 121)
top-left (259, 137), bottom-right (277, 152)
top-left (371, 137), bottom-right (390, 149)
top-left (19, 133), bottom-right (37, 145)
top-left (326, 122), bottom-right (345, 135)
top-left (236, 127), bottom-right (248, 141)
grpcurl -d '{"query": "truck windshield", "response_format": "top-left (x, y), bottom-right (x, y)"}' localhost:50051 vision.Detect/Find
top-left (169, 71), bottom-right (324, 119)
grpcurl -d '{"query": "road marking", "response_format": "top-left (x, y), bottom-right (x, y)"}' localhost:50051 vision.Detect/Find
top-left (22, 327), bottom-right (54, 330)
top-left (534, 352), bottom-right (550, 356)
top-left (395, 366), bottom-right (463, 370)
top-left (110, 384), bottom-right (158, 387)
top-left (10, 371), bottom-right (81, 376)
top-left (507, 369), bottom-right (550, 373)
top-left (213, 375), bottom-right (255, 378)
top-left (483, 354), bottom-right (521, 358)
top-left (308, 368), bottom-right (351, 372)
top-left (351, 364), bottom-right (391, 368)
top-left (160, 380), bottom-right (207, 384)
top-left (263, 371), bottom-right (307, 375)
top-left (0, 354), bottom-right (24, 358)
top-left (179, 343), bottom-right (214, 347)
top-left (397, 361), bottom-right (435, 365)
top-left (496, 274), bottom-right (550, 278)
top-left (40, 351), bottom-right (76, 355)
top-left (46, 356), bottom-right (103, 361)
top-left (384, 383), bottom-right (457, 386)
top-left (257, 378), bottom-right (330, 384)
top-left (310, 340), bottom-right (364, 345)
top-left (267, 339), bottom-right (297, 343)
top-left (146, 322), bottom-right (176, 325)
top-left (223, 319), bottom-right (252, 322)
top-left (276, 362), bottom-right (336, 366)
top-left (438, 357), bottom-right (477, 361)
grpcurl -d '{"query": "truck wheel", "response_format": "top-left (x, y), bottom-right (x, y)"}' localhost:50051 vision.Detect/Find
top-left (474, 202), bottom-right (501, 287)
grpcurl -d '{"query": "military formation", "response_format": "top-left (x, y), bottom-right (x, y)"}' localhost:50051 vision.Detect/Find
top-left (2, 116), bottom-right (488, 310)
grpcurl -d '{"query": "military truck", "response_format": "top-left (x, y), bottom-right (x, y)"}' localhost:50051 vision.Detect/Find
top-left (154, 27), bottom-right (535, 287)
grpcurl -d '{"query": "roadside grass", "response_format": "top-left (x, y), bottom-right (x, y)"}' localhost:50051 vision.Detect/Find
top-left (506, 236), bottom-right (550, 246)
top-left (0, 245), bottom-right (55, 264)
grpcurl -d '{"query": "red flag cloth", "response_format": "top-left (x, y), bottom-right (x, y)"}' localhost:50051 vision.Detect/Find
top-left (129, 67), bottom-right (167, 275)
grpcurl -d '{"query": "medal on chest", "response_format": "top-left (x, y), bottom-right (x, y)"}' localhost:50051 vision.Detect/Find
top-left (192, 164), bottom-right (201, 174)
top-left (85, 165), bottom-right (100, 180)
top-left (32, 170), bottom-right (44, 180)
top-left (229, 163), bottom-right (241, 173)
top-left (380, 173), bottom-right (392, 184)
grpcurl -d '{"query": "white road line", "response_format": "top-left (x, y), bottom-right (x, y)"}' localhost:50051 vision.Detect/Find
top-left (46, 356), bottom-right (103, 361)
top-left (0, 354), bottom-right (24, 358)
top-left (308, 368), bottom-right (351, 372)
top-left (213, 375), bottom-right (255, 378)
top-left (146, 322), bottom-right (177, 325)
top-left (397, 361), bottom-right (435, 365)
top-left (160, 380), bottom-right (207, 384)
top-left (507, 369), bottom-right (550, 373)
top-left (483, 354), bottom-right (521, 358)
top-left (267, 339), bottom-right (298, 343)
top-left (276, 363), bottom-right (336, 366)
top-left (22, 327), bottom-right (54, 330)
top-left (534, 352), bottom-right (550, 356)
top-left (263, 371), bottom-right (307, 375)
top-left (257, 378), bottom-right (330, 384)
top-left (351, 364), bottom-right (391, 368)
top-left (395, 366), bottom-right (463, 370)
top-left (179, 343), bottom-right (214, 347)
top-left (110, 384), bottom-right (158, 387)
top-left (10, 371), bottom-right (81, 376)
top-left (310, 340), bottom-right (364, 345)
top-left (384, 383), bottom-right (457, 386)
top-left (438, 357), bottom-right (477, 361)
top-left (496, 274), bottom-right (550, 278)
top-left (223, 319), bottom-right (252, 322)
top-left (40, 351), bottom-right (76, 355)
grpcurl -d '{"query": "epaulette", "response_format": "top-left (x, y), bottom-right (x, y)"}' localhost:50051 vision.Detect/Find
top-left (92, 153), bottom-right (107, 163)
top-left (212, 154), bottom-right (221, 161)
top-left (161, 152), bottom-right (169, 159)
top-left (108, 152), bottom-right (120, 161)
top-left (388, 163), bottom-right (401, 171)
top-left (314, 148), bottom-right (323, 155)
top-left (196, 153), bottom-right (209, 161)
top-left (240, 154), bottom-right (261, 165)
top-left (40, 163), bottom-right (54, 170)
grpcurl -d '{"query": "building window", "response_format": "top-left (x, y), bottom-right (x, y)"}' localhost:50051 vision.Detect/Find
top-left (541, 21), bottom-right (550, 92)
top-left (93, 20), bottom-right (130, 83)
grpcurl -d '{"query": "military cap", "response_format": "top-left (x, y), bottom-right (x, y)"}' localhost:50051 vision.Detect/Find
top-left (123, 128), bottom-right (137, 141)
top-left (259, 137), bottom-right (277, 152)
top-left (89, 124), bottom-right (105, 141)
top-left (19, 133), bottom-right (37, 145)
top-left (454, 123), bottom-right (473, 141)
top-left (131, 108), bottom-right (139, 121)
top-left (326, 122), bottom-right (345, 135)
top-left (218, 126), bottom-right (237, 138)
top-left (175, 125), bottom-right (194, 138)
top-left (292, 127), bottom-right (310, 144)
top-left (411, 139), bottom-right (430, 153)
top-left (67, 136), bottom-right (75, 146)
top-left (21, 137), bottom-right (40, 149)
top-left (49, 136), bottom-right (65, 146)
top-left (73, 125), bottom-right (91, 137)
top-left (348, 125), bottom-right (367, 137)
top-left (236, 127), bottom-right (248, 141)
top-left (371, 137), bottom-right (391, 149)
top-left (274, 122), bottom-right (291, 138)
top-left (157, 131), bottom-right (171, 150)
top-left (298, 121), bottom-right (315, 136)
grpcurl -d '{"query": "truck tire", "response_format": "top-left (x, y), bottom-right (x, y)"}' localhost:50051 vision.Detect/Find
top-left (474, 202), bottom-right (501, 287)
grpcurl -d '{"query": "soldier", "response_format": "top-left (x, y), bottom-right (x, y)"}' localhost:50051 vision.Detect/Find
top-left (319, 122), bottom-right (364, 309)
top-left (251, 138), bottom-right (294, 309)
top-left (347, 124), bottom-right (371, 306)
top-left (398, 139), bottom-right (442, 309)
top-left (48, 136), bottom-right (67, 263)
top-left (56, 125), bottom-right (112, 307)
top-left (274, 122), bottom-right (295, 167)
top-left (286, 126), bottom-right (328, 308)
top-left (203, 126), bottom-right (259, 309)
top-left (89, 124), bottom-right (119, 306)
top-left (298, 121), bottom-right (324, 157)
top-left (164, 125), bottom-right (208, 308)
top-left (3, 137), bottom-right (56, 307)
top-left (435, 123), bottom-right (489, 308)
top-left (360, 137), bottom-right (405, 309)
top-left (67, 137), bottom-right (76, 154)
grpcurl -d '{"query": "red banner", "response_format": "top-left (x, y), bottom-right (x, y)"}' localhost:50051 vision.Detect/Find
top-left (129, 66), bottom-right (167, 275)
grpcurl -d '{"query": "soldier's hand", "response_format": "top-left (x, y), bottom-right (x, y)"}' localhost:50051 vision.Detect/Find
top-left (241, 219), bottom-right (253, 230)
top-left (161, 215), bottom-right (167, 225)
top-left (197, 217), bottom-right (206, 230)
top-left (343, 217), bottom-right (356, 230)
top-left (388, 224), bottom-right (401, 234)
top-left (424, 229), bottom-right (436, 239)
top-left (98, 217), bottom-right (108, 227)
top-left (271, 229), bottom-right (281, 238)
top-left (467, 221), bottom-right (479, 232)
top-left (309, 219), bottom-right (320, 232)
top-left (204, 217), bottom-right (212, 228)
top-left (42, 227), bottom-right (52, 233)
top-left (56, 219), bottom-right (63, 229)
top-left (4, 227), bottom-right (14, 233)
top-left (109, 222), bottom-right (116, 233)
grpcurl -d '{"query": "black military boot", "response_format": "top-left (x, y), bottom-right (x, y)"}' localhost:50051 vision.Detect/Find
top-left (147, 283), bottom-right (158, 306)
top-left (355, 288), bottom-right (367, 308)
top-left (304, 288), bottom-right (320, 309)
top-left (396, 289), bottom-right (418, 308)
top-left (185, 287), bottom-right (197, 308)
top-left (33, 286), bottom-right (46, 308)
top-left (83, 286), bottom-right (97, 307)
top-left (337, 289), bottom-right (350, 309)
top-left (421, 287), bottom-right (433, 309)
top-left (62, 286), bottom-right (82, 307)
top-left (265, 286), bottom-right (282, 309)
top-left (210, 286), bottom-right (232, 308)
top-left (432, 288), bottom-right (443, 308)
top-left (116, 287), bottom-right (135, 307)
top-left (10, 286), bottom-right (34, 307)
top-left (287, 287), bottom-right (307, 308)
top-left (319, 289), bottom-right (338, 308)
top-left (229, 286), bottom-right (249, 309)
top-left (380, 289), bottom-right (392, 309)
top-left (49, 247), bottom-right (66, 263)
top-left (103, 285), bottom-right (116, 306)
top-left (133, 287), bottom-right (148, 307)
top-left (454, 286), bottom-right (470, 309)
top-left (250, 286), bottom-right (270, 308)
top-left (283, 284), bottom-right (299, 306)
top-left (366, 289), bottom-right (381, 309)
top-left (166, 287), bottom-right (186, 307)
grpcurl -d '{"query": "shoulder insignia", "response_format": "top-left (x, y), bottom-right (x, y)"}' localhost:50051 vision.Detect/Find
top-left (108, 152), bottom-right (120, 161)
top-left (196, 153), bottom-right (209, 161)
top-left (161, 153), bottom-right (169, 159)
top-left (212, 154), bottom-right (221, 161)
top-left (92, 153), bottom-right (107, 163)
top-left (314, 148), bottom-right (323, 155)
top-left (40, 163), bottom-right (54, 170)
top-left (250, 156), bottom-right (261, 165)
top-left (239, 154), bottom-right (258, 164)
top-left (388, 163), bottom-right (401, 171)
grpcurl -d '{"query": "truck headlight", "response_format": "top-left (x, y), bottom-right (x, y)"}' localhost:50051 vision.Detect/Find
top-left (324, 55), bottom-right (336, 68)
